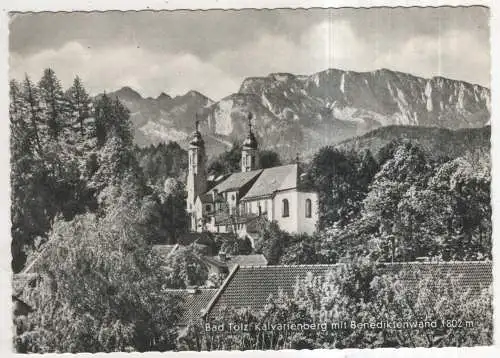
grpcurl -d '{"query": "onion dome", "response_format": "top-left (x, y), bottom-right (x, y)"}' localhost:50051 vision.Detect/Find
top-left (243, 131), bottom-right (258, 149)
top-left (189, 119), bottom-right (204, 146)
top-left (242, 112), bottom-right (258, 149)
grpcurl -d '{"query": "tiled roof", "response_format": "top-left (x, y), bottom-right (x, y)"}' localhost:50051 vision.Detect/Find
top-left (206, 265), bottom-right (339, 316)
top-left (208, 170), bottom-right (263, 194)
top-left (205, 261), bottom-right (492, 318)
top-left (202, 254), bottom-right (268, 271)
top-left (164, 288), bottom-right (218, 326)
top-left (378, 261), bottom-right (492, 297)
top-left (226, 254), bottom-right (268, 269)
top-left (241, 164), bottom-right (298, 201)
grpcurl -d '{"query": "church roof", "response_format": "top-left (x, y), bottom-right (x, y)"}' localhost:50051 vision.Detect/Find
top-left (240, 164), bottom-right (298, 201)
top-left (208, 169), bottom-right (263, 194)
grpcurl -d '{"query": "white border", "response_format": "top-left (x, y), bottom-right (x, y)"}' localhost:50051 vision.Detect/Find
top-left (1, 1), bottom-right (498, 357)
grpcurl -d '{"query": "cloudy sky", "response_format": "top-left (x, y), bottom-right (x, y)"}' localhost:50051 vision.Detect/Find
top-left (9, 7), bottom-right (490, 100)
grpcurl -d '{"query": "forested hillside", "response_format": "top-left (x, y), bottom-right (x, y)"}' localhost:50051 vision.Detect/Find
top-left (336, 125), bottom-right (490, 161)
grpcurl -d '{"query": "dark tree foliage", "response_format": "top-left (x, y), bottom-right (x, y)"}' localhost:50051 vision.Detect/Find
top-left (12, 69), bottom-right (188, 353)
top-left (306, 146), bottom-right (375, 229)
top-left (207, 142), bottom-right (243, 176)
top-left (135, 142), bottom-right (188, 185)
top-left (305, 139), bottom-right (491, 264)
top-left (208, 142), bottom-right (282, 177)
top-left (258, 149), bottom-right (282, 169)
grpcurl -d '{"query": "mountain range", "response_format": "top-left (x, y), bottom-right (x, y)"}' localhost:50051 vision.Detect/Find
top-left (107, 68), bottom-right (491, 160)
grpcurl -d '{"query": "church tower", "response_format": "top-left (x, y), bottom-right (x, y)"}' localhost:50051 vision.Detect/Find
top-left (187, 117), bottom-right (207, 231)
top-left (241, 112), bottom-right (258, 172)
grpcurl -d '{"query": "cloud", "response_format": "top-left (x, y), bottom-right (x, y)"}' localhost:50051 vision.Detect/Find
top-left (376, 30), bottom-right (490, 86)
top-left (9, 18), bottom-right (490, 102)
top-left (9, 42), bottom-right (241, 100)
top-left (211, 18), bottom-right (489, 88)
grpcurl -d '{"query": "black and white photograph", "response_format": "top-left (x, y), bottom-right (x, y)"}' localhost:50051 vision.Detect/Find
top-left (8, 4), bottom-right (493, 354)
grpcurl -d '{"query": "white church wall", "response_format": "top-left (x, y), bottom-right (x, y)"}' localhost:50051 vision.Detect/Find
top-left (297, 191), bottom-right (319, 235)
top-left (273, 190), bottom-right (299, 233)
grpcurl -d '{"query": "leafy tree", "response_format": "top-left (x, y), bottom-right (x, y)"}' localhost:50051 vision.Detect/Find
top-left (219, 236), bottom-right (253, 256)
top-left (188, 259), bottom-right (492, 350)
top-left (307, 146), bottom-right (363, 228)
top-left (140, 178), bottom-right (188, 245)
top-left (254, 221), bottom-right (291, 265)
top-left (163, 245), bottom-right (208, 289)
top-left (14, 190), bottom-right (181, 353)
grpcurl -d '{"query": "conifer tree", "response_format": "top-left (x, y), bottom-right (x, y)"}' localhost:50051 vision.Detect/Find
top-left (66, 76), bottom-right (92, 140)
top-left (38, 68), bottom-right (68, 140)
top-left (21, 75), bottom-right (43, 154)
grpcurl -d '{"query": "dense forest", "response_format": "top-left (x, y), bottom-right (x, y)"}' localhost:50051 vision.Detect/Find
top-left (11, 69), bottom-right (492, 352)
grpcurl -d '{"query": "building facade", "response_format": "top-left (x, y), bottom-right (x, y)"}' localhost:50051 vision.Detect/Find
top-left (186, 113), bottom-right (319, 236)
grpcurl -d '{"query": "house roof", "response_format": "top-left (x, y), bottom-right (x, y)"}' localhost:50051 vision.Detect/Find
top-left (208, 169), bottom-right (263, 194)
top-left (204, 261), bottom-right (492, 318)
top-left (152, 244), bottom-right (179, 261)
top-left (202, 254), bottom-right (268, 271)
top-left (226, 254), bottom-right (268, 269)
top-left (241, 164), bottom-right (298, 201)
top-left (378, 261), bottom-right (493, 297)
top-left (164, 288), bottom-right (218, 326)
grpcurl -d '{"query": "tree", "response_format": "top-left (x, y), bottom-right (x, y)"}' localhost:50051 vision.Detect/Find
top-left (189, 259), bottom-right (492, 350)
top-left (163, 245), bottom-right (208, 289)
top-left (207, 142), bottom-right (242, 176)
top-left (66, 76), bottom-right (92, 140)
top-left (307, 146), bottom-right (363, 228)
top-left (14, 193), bottom-right (181, 353)
top-left (258, 150), bottom-right (281, 169)
top-left (140, 178), bottom-right (188, 245)
top-left (254, 221), bottom-right (290, 265)
top-left (21, 75), bottom-right (43, 153)
top-left (38, 68), bottom-right (68, 140)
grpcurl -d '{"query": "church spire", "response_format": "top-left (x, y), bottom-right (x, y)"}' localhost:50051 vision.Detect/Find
top-left (242, 112), bottom-right (258, 150)
top-left (187, 113), bottom-right (207, 231)
top-left (241, 112), bottom-right (258, 172)
top-left (190, 113), bottom-right (204, 147)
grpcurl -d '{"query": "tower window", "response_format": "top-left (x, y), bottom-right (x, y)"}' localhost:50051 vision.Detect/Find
top-left (282, 199), bottom-right (289, 218)
top-left (305, 198), bottom-right (312, 218)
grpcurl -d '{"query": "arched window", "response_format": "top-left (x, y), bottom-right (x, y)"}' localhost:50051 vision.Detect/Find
top-left (305, 198), bottom-right (312, 218)
top-left (282, 199), bottom-right (289, 217)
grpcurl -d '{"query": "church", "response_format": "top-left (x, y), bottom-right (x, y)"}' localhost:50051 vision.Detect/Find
top-left (186, 113), bottom-right (318, 236)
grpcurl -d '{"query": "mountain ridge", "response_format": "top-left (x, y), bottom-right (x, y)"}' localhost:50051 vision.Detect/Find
top-left (106, 67), bottom-right (490, 159)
